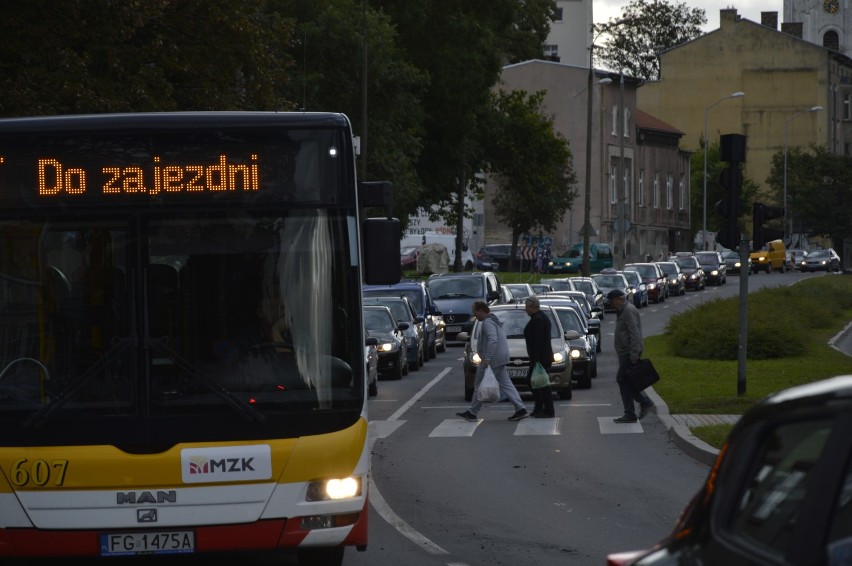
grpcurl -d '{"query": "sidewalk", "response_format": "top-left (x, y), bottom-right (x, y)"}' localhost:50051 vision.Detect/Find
top-left (649, 318), bottom-right (852, 466)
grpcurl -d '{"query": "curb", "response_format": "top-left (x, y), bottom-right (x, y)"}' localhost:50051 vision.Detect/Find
top-left (644, 387), bottom-right (720, 467)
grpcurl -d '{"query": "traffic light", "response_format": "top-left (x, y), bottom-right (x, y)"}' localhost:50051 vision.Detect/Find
top-left (752, 202), bottom-right (784, 249)
top-left (715, 164), bottom-right (743, 249)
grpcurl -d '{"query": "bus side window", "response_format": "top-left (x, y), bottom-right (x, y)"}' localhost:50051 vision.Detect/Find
top-left (147, 264), bottom-right (180, 343)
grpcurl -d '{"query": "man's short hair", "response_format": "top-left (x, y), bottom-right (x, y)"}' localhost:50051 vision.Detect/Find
top-left (525, 296), bottom-right (540, 309)
top-left (472, 300), bottom-right (490, 313)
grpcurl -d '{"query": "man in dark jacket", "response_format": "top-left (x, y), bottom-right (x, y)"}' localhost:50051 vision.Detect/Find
top-left (524, 296), bottom-right (554, 418)
top-left (609, 289), bottom-right (654, 423)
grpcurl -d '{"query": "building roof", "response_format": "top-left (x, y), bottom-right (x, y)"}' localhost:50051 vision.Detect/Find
top-left (635, 109), bottom-right (683, 136)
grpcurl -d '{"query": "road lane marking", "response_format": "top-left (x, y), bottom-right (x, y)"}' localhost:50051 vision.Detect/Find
top-left (429, 419), bottom-right (482, 437)
top-left (514, 417), bottom-right (561, 435)
top-left (598, 416), bottom-right (644, 433)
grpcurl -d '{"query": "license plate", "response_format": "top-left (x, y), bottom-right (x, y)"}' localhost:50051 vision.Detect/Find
top-left (507, 368), bottom-right (528, 378)
top-left (446, 326), bottom-right (461, 333)
top-left (100, 531), bottom-right (195, 556)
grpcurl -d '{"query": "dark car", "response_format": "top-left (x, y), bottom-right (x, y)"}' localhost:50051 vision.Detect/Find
top-left (591, 269), bottom-right (634, 311)
top-left (547, 303), bottom-right (599, 389)
top-left (802, 248), bottom-right (841, 272)
top-left (363, 280), bottom-right (444, 358)
top-left (655, 261), bottom-right (686, 296)
top-left (474, 251), bottom-right (500, 271)
top-left (363, 305), bottom-right (408, 380)
top-left (362, 296), bottom-right (425, 371)
top-left (607, 374), bottom-right (852, 566)
top-left (568, 276), bottom-right (605, 317)
top-left (426, 271), bottom-right (502, 343)
top-left (694, 250), bottom-right (728, 286)
top-left (538, 293), bottom-right (601, 353)
top-left (671, 254), bottom-right (706, 291)
top-left (623, 263), bottom-right (668, 303)
top-left (720, 249), bottom-right (749, 274)
top-left (620, 269), bottom-right (649, 308)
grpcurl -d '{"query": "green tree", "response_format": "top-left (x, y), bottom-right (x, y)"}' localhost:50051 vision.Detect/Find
top-left (0, 0), bottom-right (294, 115)
top-left (597, 0), bottom-right (705, 81)
top-left (767, 144), bottom-right (852, 252)
top-left (479, 90), bottom-right (577, 270)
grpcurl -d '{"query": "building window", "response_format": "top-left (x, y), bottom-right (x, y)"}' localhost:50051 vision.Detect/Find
top-left (679, 175), bottom-right (686, 210)
top-left (666, 174), bottom-right (673, 209)
top-left (543, 44), bottom-right (559, 62)
top-left (844, 93), bottom-right (850, 121)
top-left (653, 172), bottom-right (660, 208)
top-left (611, 105), bottom-right (618, 136)
top-left (823, 30), bottom-right (840, 52)
top-left (638, 169), bottom-right (645, 206)
top-left (551, 7), bottom-right (563, 22)
top-left (609, 164), bottom-right (617, 204)
top-left (623, 162), bottom-right (631, 205)
top-left (623, 108), bottom-right (631, 139)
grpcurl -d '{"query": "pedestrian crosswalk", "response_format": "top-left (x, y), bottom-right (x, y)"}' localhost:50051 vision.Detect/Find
top-left (369, 412), bottom-right (648, 443)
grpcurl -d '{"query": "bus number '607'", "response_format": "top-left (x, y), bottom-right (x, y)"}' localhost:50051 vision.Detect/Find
top-left (11, 458), bottom-right (69, 487)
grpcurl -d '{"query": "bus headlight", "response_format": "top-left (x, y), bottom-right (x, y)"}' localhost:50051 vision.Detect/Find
top-left (306, 476), bottom-right (362, 501)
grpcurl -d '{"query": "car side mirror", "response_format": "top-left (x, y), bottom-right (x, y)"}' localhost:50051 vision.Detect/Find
top-left (564, 330), bottom-right (581, 340)
top-left (366, 337), bottom-right (378, 346)
top-left (397, 322), bottom-right (410, 331)
top-left (587, 319), bottom-right (600, 335)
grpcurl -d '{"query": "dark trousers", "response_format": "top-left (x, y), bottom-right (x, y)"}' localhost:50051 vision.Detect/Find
top-left (616, 353), bottom-right (651, 417)
top-left (528, 366), bottom-right (554, 415)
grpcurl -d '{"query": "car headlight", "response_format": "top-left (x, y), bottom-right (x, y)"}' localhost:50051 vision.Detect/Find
top-left (377, 342), bottom-right (398, 353)
top-left (552, 351), bottom-right (565, 364)
top-left (570, 348), bottom-right (583, 360)
top-left (711, 270), bottom-right (718, 276)
top-left (689, 273), bottom-right (698, 279)
top-left (734, 261), bottom-right (741, 268)
top-left (647, 283), bottom-right (656, 290)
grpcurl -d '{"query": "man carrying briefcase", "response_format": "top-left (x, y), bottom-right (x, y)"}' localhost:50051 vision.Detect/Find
top-left (608, 289), bottom-right (655, 423)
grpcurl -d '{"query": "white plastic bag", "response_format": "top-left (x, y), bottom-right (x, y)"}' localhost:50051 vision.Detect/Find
top-left (477, 366), bottom-right (500, 403)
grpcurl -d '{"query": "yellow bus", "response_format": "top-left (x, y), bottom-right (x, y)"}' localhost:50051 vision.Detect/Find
top-left (0, 112), bottom-right (399, 564)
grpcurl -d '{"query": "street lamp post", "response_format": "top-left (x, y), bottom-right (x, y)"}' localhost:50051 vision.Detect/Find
top-left (783, 105), bottom-right (822, 244)
top-left (583, 18), bottom-right (631, 276)
top-left (702, 91), bottom-right (745, 250)
top-left (618, 71), bottom-right (626, 262)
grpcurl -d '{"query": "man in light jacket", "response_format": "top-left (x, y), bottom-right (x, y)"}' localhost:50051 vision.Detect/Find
top-left (457, 301), bottom-right (529, 422)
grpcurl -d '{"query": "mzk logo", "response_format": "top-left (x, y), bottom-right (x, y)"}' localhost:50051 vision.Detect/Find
top-left (181, 445), bottom-right (272, 484)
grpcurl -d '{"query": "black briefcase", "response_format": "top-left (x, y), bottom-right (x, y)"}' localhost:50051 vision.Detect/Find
top-left (624, 358), bottom-right (660, 391)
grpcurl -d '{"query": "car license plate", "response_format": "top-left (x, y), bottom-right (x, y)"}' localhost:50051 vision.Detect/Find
top-left (100, 531), bottom-right (195, 556)
top-left (507, 368), bottom-right (527, 378)
top-left (446, 326), bottom-right (461, 333)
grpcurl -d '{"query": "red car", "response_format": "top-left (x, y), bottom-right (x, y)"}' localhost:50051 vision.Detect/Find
top-left (400, 245), bottom-right (420, 270)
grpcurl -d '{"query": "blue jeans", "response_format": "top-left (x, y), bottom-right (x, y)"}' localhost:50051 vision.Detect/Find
top-left (468, 363), bottom-right (526, 416)
top-left (616, 353), bottom-right (651, 417)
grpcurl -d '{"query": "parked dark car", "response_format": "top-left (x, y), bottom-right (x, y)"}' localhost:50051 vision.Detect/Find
top-left (607, 374), bottom-right (852, 566)
top-left (655, 261), bottom-right (686, 296)
top-left (694, 250), bottom-right (728, 285)
top-left (802, 248), bottom-right (841, 272)
top-left (568, 276), bottom-right (605, 316)
top-left (426, 271), bottom-right (502, 343)
top-left (400, 245), bottom-right (420, 270)
top-left (539, 295), bottom-right (601, 360)
top-left (363, 305), bottom-right (408, 380)
top-left (670, 254), bottom-right (706, 291)
top-left (623, 263), bottom-right (668, 303)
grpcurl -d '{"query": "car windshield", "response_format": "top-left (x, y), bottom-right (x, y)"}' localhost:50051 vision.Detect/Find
top-left (364, 288), bottom-right (424, 313)
top-left (696, 254), bottom-right (718, 266)
top-left (505, 285), bottom-right (532, 299)
top-left (593, 275), bottom-right (625, 288)
top-left (658, 263), bottom-right (678, 275)
top-left (491, 309), bottom-right (560, 339)
top-left (673, 257), bottom-right (698, 269)
top-left (366, 298), bottom-right (412, 323)
top-left (428, 277), bottom-right (483, 299)
top-left (553, 308), bottom-right (585, 334)
top-left (623, 272), bottom-right (641, 284)
top-left (364, 310), bottom-right (394, 332)
top-left (544, 280), bottom-right (572, 291)
top-left (572, 280), bottom-right (593, 294)
top-left (809, 250), bottom-right (829, 258)
top-left (630, 265), bottom-right (657, 278)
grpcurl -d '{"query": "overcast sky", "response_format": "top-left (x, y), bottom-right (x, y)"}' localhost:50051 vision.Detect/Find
top-left (594, 0), bottom-right (785, 32)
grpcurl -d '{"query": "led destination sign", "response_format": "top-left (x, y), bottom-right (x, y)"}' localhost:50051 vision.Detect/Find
top-left (35, 154), bottom-right (260, 197)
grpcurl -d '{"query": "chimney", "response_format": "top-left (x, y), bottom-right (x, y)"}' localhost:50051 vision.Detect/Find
top-left (781, 22), bottom-right (804, 38)
top-left (761, 11), bottom-right (778, 29)
top-left (720, 8), bottom-right (739, 27)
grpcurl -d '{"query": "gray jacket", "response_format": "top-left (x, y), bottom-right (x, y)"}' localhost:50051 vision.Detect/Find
top-left (614, 301), bottom-right (643, 358)
top-left (477, 313), bottom-right (510, 367)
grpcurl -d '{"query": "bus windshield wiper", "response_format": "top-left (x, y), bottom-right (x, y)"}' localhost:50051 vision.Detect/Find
top-left (24, 337), bottom-right (135, 429)
top-left (146, 338), bottom-right (266, 423)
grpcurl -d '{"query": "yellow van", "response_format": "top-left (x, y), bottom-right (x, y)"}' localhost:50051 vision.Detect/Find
top-left (749, 239), bottom-right (787, 273)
